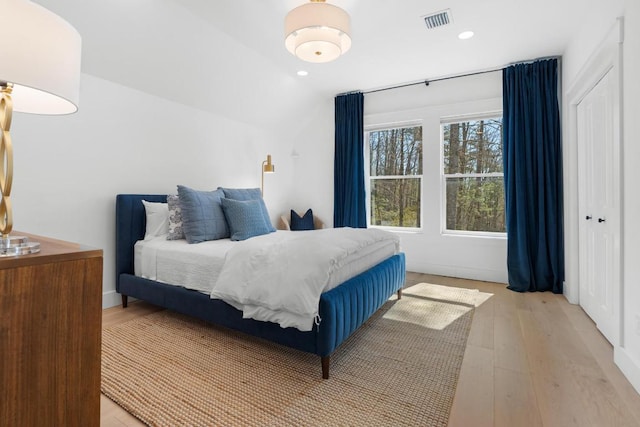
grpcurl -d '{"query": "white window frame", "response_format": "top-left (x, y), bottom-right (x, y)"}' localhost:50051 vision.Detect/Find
top-left (440, 112), bottom-right (506, 237)
top-left (365, 121), bottom-right (423, 232)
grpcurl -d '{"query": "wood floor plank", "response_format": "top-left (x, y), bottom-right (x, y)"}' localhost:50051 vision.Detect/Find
top-left (448, 344), bottom-right (495, 427)
top-left (560, 303), bottom-right (640, 425)
top-left (529, 294), bottom-right (639, 426)
top-left (516, 293), bottom-right (637, 427)
top-left (466, 294), bottom-right (494, 350)
top-left (517, 308), bottom-right (594, 426)
top-left (494, 367), bottom-right (542, 427)
top-left (101, 395), bottom-right (144, 427)
top-left (494, 306), bottom-right (530, 373)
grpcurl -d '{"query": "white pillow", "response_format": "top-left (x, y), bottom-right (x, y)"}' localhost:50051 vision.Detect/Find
top-left (142, 200), bottom-right (169, 240)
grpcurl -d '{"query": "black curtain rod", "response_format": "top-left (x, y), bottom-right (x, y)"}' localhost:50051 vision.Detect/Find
top-left (356, 56), bottom-right (561, 96)
top-left (337, 56), bottom-right (560, 97)
top-left (361, 68), bottom-right (501, 95)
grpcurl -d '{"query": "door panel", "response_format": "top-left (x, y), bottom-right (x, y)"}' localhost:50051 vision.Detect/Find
top-left (577, 67), bottom-right (617, 344)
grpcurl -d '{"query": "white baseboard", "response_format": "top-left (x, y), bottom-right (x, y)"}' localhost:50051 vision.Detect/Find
top-left (102, 290), bottom-right (122, 309)
top-left (405, 262), bottom-right (508, 284)
top-left (614, 346), bottom-right (640, 395)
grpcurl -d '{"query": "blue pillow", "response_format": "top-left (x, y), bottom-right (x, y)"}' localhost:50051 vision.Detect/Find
top-left (219, 188), bottom-right (276, 232)
top-left (291, 209), bottom-right (315, 231)
top-left (177, 185), bottom-right (229, 243)
top-left (221, 198), bottom-right (273, 241)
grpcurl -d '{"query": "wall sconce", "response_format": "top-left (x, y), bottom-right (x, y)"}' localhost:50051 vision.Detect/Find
top-left (261, 154), bottom-right (275, 196)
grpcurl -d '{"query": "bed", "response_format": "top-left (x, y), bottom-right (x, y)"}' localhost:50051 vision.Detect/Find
top-left (115, 194), bottom-right (406, 379)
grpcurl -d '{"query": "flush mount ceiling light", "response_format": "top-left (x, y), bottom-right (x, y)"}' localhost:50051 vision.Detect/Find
top-left (458, 30), bottom-right (475, 40)
top-left (285, 0), bottom-right (351, 63)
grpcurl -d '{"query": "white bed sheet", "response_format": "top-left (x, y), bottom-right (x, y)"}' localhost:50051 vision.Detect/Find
top-left (211, 227), bottom-right (400, 331)
top-left (134, 236), bottom-right (234, 294)
top-left (134, 230), bottom-right (398, 295)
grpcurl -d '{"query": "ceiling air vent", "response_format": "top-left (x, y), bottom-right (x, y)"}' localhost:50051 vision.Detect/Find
top-left (423, 9), bottom-right (452, 29)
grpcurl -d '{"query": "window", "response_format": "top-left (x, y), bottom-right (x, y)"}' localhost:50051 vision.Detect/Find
top-left (366, 125), bottom-right (422, 229)
top-left (442, 116), bottom-right (505, 233)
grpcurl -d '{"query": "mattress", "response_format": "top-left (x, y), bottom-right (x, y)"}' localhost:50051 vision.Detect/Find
top-left (135, 230), bottom-right (398, 295)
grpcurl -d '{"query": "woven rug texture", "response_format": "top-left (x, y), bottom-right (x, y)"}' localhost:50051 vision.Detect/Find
top-left (101, 283), bottom-right (481, 426)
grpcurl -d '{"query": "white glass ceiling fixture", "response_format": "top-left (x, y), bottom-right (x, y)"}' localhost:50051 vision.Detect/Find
top-left (284, 0), bottom-right (351, 63)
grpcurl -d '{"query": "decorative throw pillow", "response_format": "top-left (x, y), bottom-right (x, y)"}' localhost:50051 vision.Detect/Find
top-left (221, 198), bottom-right (274, 241)
top-left (219, 187), bottom-right (276, 232)
top-left (290, 209), bottom-right (315, 231)
top-left (177, 185), bottom-right (229, 243)
top-left (166, 194), bottom-right (185, 240)
top-left (141, 200), bottom-right (169, 240)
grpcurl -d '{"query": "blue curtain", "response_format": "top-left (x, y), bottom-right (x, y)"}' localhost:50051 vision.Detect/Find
top-left (334, 92), bottom-right (366, 228)
top-left (502, 59), bottom-right (564, 293)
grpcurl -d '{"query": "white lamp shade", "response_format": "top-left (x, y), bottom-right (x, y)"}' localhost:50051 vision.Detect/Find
top-left (285, 2), bottom-right (351, 63)
top-left (0, 0), bottom-right (81, 114)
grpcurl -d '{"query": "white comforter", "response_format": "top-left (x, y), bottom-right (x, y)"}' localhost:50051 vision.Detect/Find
top-left (210, 227), bottom-right (399, 331)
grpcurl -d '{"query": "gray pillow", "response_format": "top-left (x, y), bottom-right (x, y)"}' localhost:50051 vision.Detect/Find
top-left (177, 185), bottom-right (229, 243)
top-left (221, 198), bottom-right (274, 241)
top-left (219, 187), bottom-right (275, 232)
top-left (166, 194), bottom-right (185, 240)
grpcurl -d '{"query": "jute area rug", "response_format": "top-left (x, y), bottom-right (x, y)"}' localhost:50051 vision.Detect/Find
top-left (101, 283), bottom-right (482, 427)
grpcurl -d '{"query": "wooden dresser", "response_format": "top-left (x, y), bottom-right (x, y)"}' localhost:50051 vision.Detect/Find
top-left (0, 233), bottom-right (102, 427)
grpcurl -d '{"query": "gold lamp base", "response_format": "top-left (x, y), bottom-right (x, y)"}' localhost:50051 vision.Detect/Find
top-left (0, 235), bottom-right (40, 257)
top-left (1, 83), bottom-right (14, 237)
top-left (0, 84), bottom-right (39, 257)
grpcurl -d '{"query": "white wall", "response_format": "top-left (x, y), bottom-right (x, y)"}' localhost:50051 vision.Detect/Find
top-left (11, 1), bottom-right (331, 308)
top-left (289, 73), bottom-right (508, 283)
top-left (618, 0), bottom-right (640, 394)
top-left (562, 0), bottom-right (640, 393)
top-left (365, 72), bottom-right (507, 283)
top-left (35, 0), bottom-right (311, 133)
top-left (10, 74), bottom-right (298, 308)
top-left (288, 97), bottom-right (336, 227)
top-left (562, 0), bottom-right (625, 84)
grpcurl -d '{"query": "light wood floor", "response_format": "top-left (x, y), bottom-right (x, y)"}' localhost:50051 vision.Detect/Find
top-left (101, 273), bottom-right (640, 427)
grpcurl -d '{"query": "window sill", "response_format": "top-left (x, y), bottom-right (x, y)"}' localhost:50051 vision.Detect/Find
top-left (441, 230), bottom-right (507, 240)
top-left (369, 226), bottom-right (423, 234)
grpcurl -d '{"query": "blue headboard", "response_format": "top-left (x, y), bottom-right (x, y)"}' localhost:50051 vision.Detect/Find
top-left (115, 194), bottom-right (167, 292)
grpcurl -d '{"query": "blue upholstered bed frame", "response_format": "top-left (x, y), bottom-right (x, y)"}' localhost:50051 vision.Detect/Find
top-left (115, 194), bottom-right (406, 379)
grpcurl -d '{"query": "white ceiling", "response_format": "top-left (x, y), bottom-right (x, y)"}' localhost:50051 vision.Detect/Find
top-left (172, 0), bottom-right (616, 95)
top-left (31, 0), bottom-right (622, 129)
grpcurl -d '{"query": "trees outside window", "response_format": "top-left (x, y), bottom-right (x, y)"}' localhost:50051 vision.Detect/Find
top-left (442, 117), bottom-right (505, 233)
top-left (367, 125), bottom-right (422, 228)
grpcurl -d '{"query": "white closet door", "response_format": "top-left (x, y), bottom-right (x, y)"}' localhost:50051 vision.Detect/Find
top-left (577, 67), bottom-right (619, 344)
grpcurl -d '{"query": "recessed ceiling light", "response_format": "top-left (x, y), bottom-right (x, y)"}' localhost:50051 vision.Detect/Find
top-left (297, 70), bottom-right (309, 77)
top-left (458, 30), bottom-right (474, 40)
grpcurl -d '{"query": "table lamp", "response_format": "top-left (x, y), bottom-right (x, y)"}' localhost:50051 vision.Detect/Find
top-left (0, 0), bottom-right (81, 256)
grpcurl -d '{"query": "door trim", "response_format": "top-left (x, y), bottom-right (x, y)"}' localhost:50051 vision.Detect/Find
top-left (564, 18), bottom-right (623, 346)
